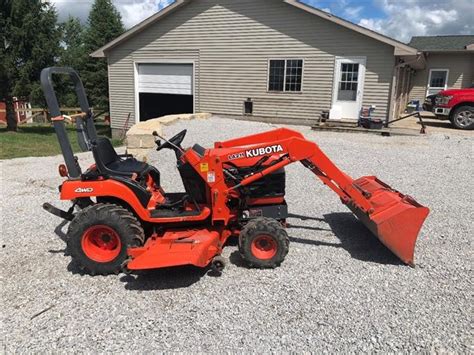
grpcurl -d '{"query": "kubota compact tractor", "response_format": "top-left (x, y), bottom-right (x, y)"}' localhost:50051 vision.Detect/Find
top-left (41, 67), bottom-right (429, 275)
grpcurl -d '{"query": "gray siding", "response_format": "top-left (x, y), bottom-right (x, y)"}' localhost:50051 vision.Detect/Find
top-left (107, 0), bottom-right (396, 130)
top-left (409, 52), bottom-right (474, 102)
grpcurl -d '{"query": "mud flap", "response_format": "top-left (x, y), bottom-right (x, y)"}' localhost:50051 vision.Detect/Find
top-left (348, 177), bottom-right (430, 266)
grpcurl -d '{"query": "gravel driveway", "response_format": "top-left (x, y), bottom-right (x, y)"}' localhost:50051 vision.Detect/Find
top-left (1, 117), bottom-right (472, 352)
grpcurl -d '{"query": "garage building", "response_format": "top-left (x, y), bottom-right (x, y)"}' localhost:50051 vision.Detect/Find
top-left (91, 0), bottom-right (472, 136)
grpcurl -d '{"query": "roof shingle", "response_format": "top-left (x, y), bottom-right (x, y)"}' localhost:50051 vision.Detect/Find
top-left (409, 35), bottom-right (474, 51)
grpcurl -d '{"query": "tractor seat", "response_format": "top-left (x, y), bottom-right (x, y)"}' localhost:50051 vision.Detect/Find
top-left (107, 158), bottom-right (148, 174)
top-left (92, 137), bottom-right (160, 184)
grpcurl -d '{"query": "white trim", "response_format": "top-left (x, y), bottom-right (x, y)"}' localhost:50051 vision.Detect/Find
top-left (266, 58), bottom-right (305, 93)
top-left (133, 60), bottom-right (195, 124)
top-left (133, 62), bottom-right (139, 124)
top-left (284, 0), bottom-right (418, 56)
top-left (92, 0), bottom-right (418, 58)
top-left (426, 68), bottom-right (449, 96)
top-left (91, 0), bottom-right (189, 57)
top-left (331, 56), bottom-right (367, 119)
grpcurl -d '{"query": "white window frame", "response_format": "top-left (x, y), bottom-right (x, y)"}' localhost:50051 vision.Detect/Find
top-left (133, 59), bottom-right (196, 124)
top-left (426, 68), bottom-right (449, 96)
top-left (331, 56), bottom-right (366, 120)
top-left (267, 58), bottom-right (304, 93)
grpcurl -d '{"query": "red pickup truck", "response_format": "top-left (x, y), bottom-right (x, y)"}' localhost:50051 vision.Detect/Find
top-left (433, 88), bottom-right (474, 130)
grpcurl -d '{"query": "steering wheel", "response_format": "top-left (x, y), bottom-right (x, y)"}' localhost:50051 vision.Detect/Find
top-left (155, 129), bottom-right (187, 152)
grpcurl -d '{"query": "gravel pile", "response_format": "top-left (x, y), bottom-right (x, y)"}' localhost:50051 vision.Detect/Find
top-left (1, 116), bottom-right (472, 352)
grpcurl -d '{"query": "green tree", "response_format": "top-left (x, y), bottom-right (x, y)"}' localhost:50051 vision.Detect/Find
top-left (82, 0), bottom-right (124, 111)
top-left (60, 16), bottom-right (85, 69)
top-left (58, 16), bottom-right (86, 107)
top-left (1, 0), bottom-right (61, 131)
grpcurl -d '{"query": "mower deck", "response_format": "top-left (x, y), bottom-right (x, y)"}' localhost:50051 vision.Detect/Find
top-left (127, 228), bottom-right (223, 270)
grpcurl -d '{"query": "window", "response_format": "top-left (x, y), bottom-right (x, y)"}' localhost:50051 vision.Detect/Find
top-left (244, 98), bottom-right (253, 115)
top-left (337, 63), bottom-right (359, 101)
top-left (427, 69), bottom-right (449, 96)
top-left (268, 59), bottom-right (303, 92)
top-left (429, 69), bottom-right (448, 88)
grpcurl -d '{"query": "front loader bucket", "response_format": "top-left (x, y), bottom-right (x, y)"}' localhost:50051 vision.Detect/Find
top-left (347, 176), bottom-right (429, 266)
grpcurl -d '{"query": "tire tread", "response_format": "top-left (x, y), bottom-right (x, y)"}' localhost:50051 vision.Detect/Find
top-left (66, 203), bottom-right (144, 275)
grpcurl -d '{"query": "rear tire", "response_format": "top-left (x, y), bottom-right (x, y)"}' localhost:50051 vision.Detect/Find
top-left (239, 217), bottom-right (289, 268)
top-left (450, 105), bottom-right (474, 130)
top-left (67, 203), bottom-right (144, 275)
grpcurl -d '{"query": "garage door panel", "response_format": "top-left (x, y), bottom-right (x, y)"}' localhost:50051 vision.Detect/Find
top-left (138, 64), bottom-right (193, 95)
top-left (138, 64), bottom-right (192, 76)
top-left (138, 83), bottom-right (192, 95)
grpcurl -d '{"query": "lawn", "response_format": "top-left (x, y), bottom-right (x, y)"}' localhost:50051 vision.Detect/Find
top-left (0, 123), bottom-right (123, 159)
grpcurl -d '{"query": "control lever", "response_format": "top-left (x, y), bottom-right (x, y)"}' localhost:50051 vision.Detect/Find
top-left (152, 131), bottom-right (162, 149)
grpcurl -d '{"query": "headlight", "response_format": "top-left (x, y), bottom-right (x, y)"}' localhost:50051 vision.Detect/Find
top-left (436, 95), bottom-right (453, 105)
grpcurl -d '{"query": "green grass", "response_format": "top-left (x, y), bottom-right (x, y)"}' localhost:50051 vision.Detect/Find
top-left (0, 123), bottom-right (123, 159)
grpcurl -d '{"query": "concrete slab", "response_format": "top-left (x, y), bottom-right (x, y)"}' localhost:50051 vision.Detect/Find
top-left (126, 112), bottom-right (212, 161)
top-left (389, 113), bottom-right (473, 136)
top-left (311, 125), bottom-right (423, 136)
top-left (313, 112), bottom-right (473, 137)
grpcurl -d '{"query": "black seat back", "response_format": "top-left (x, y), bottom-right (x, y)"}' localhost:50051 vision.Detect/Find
top-left (178, 162), bottom-right (208, 204)
top-left (92, 137), bottom-right (120, 173)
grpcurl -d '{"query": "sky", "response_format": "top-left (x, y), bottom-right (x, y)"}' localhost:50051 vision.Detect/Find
top-left (50, 0), bottom-right (474, 43)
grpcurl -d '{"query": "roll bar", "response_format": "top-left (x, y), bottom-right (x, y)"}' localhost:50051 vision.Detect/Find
top-left (40, 67), bottom-right (98, 178)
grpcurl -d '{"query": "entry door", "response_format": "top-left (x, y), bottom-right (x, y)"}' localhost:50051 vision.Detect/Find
top-left (332, 57), bottom-right (366, 119)
top-left (426, 69), bottom-right (449, 96)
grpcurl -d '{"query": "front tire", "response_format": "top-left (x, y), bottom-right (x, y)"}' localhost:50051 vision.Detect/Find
top-left (67, 203), bottom-right (144, 275)
top-left (239, 217), bottom-right (289, 268)
top-left (451, 105), bottom-right (474, 130)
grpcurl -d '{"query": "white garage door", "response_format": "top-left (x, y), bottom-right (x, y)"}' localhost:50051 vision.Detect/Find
top-left (137, 63), bottom-right (193, 95)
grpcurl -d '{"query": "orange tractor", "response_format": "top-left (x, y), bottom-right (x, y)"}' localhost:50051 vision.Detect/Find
top-left (41, 67), bottom-right (429, 275)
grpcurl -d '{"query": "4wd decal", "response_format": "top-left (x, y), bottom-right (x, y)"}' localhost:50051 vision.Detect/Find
top-left (74, 187), bottom-right (94, 193)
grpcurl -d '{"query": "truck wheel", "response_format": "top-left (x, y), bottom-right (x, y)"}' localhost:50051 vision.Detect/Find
top-left (239, 217), bottom-right (289, 268)
top-left (67, 203), bottom-right (144, 275)
top-left (451, 105), bottom-right (474, 130)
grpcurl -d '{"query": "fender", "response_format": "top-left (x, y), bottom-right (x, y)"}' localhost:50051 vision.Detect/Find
top-left (61, 179), bottom-right (151, 221)
top-left (60, 179), bottom-right (211, 223)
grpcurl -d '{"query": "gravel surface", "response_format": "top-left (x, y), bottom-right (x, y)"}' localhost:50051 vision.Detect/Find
top-left (1, 116), bottom-right (472, 352)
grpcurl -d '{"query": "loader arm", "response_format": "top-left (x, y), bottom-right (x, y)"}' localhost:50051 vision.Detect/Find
top-left (215, 128), bottom-right (429, 265)
top-left (222, 131), bottom-right (371, 212)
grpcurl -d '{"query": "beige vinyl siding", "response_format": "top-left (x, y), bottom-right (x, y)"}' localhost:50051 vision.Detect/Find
top-left (107, 0), bottom-right (396, 130)
top-left (409, 52), bottom-right (474, 102)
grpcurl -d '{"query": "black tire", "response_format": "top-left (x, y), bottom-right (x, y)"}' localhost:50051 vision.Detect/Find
top-left (67, 203), bottom-right (144, 275)
top-left (239, 217), bottom-right (289, 268)
top-left (450, 105), bottom-right (474, 130)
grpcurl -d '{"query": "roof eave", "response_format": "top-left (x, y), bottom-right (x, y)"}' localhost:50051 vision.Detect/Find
top-left (422, 49), bottom-right (474, 53)
top-left (400, 53), bottom-right (426, 70)
top-left (90, 0), bottom-right (189, 58)
top-left (91, 0), bottom-right (419, 58)
top-left (284, 0), bottom-right (418, 55)
top-left (394, 47), bottom-right (418, 56)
